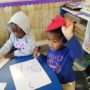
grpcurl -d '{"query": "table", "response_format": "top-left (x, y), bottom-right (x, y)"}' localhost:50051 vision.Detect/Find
top-left (0, 55), bottom-right (62, 90)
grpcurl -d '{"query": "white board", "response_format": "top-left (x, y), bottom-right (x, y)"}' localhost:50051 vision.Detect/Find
top-left (10, 58), bottom-right (51, 90)
top-left (0, 83), bottom-right (7, 90)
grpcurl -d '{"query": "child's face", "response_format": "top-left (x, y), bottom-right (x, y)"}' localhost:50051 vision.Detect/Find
top-left (47, 32), bottom-right (64, 51)
top-left (10, 23), bottom-right (25, 38)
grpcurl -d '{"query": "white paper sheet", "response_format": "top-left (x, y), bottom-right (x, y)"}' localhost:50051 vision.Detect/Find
top-left (0, 83), bottom-right (7, 90)
top-left (0, 57), bottom-right (10, 69)
top-left (10, 58), bottom-right (51, 90)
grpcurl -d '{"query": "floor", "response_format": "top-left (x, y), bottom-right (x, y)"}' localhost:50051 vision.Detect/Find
top-left (75, 71), bottom-right (90, 90)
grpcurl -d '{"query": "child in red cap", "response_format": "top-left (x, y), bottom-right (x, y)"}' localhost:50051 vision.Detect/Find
top-left (34, 15), bottom-right (83, 90)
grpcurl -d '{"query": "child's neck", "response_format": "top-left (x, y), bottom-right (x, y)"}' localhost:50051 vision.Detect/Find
top-left (57, 45), bottom-right (64, 51)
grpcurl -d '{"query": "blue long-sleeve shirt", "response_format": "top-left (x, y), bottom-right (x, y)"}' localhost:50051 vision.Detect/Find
top-left (38, 36), bottom-right (84, 84)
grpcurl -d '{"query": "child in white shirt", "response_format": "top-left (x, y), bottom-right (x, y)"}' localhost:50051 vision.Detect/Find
top-left (0, 11), bottom-right (35, 59)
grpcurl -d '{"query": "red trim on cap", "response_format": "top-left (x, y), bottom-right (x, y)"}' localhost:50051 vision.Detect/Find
top-left (46, 15), bottom-right (66, 32)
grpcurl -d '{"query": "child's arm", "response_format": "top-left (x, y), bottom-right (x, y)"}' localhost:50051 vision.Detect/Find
top-left (14, 35), bottom-right (35, 56)
top-left (4, 52), bottom-right (14, 59)
top-left (0, 34), bottom-right (13, 58)
top-left (62, 21), bottom-right (84, 59)
top-left (65, 36), bottom-right (84, 59)
top-left (33, 47), bottom-right (47, 61)
top-left (33, 47), bottom-right (41, 58)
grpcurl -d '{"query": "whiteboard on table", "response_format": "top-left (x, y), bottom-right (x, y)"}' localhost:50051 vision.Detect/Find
top-left (10, 58), bottom-right (52, 90)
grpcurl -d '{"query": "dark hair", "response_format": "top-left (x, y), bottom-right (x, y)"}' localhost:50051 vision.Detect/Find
top-left (49, 28), bottom-right (63, 38)
top-left (48, 27), bottom-right (67, 43)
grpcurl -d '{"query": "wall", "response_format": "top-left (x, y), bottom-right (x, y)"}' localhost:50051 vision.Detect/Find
top-left (0, 2), bottom-right (65, 47)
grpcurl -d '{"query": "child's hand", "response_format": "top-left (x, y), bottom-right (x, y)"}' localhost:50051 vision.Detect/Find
top-left (62, 20), bottom-right (75, 40)
top-left (4, 52), bottom-right (14, 59)
top-left (33, 47), bottom-right (41, 58)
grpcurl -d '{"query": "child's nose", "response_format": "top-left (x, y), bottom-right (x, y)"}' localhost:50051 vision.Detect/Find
top-left (49, 42), bottom-right (53, 48)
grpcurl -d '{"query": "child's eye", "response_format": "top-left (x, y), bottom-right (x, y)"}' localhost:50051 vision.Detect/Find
top-left (47, 38), bottom-right (50, 41)
top-left (53, 40), bottom-right (57, 43)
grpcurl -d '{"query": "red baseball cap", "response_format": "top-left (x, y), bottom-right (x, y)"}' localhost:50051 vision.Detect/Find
top-left (46, 15), bottom-right (66, 32)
